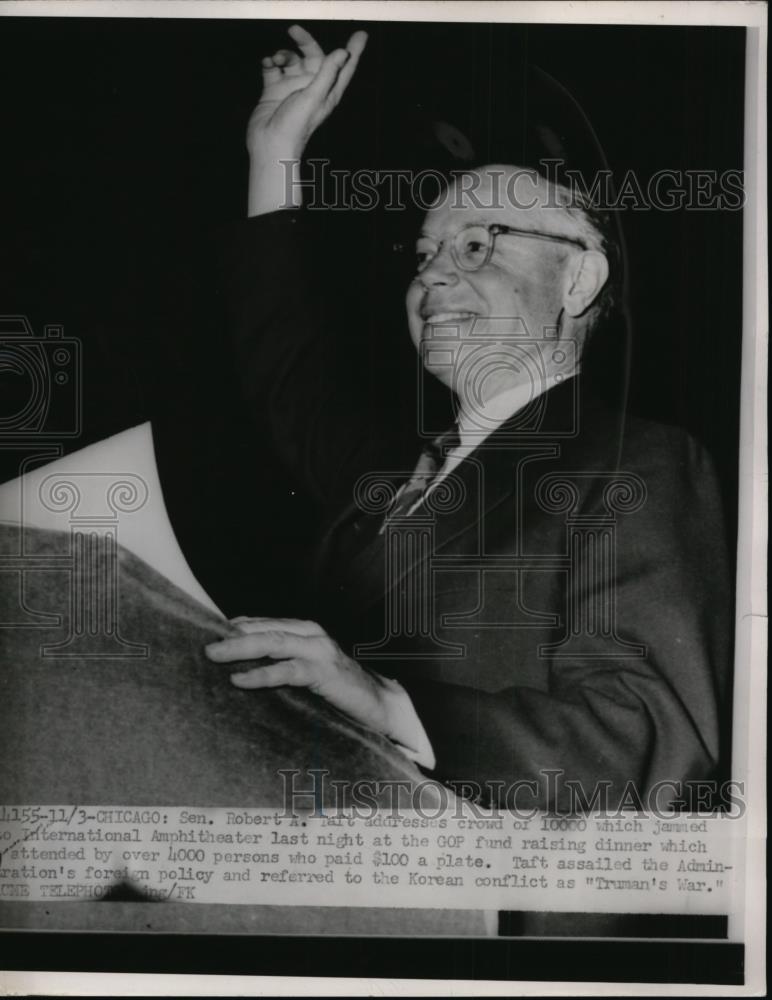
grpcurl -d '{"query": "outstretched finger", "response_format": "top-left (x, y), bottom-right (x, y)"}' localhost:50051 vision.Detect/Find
top-left (230, 659), bottom-right (312, 688)
top-left (229, 617), bottom-right (324, 637)
top-left (205, 631), bottom-right (321, 663)
top-left (287, 24), bottom-right (324, 61)
top-left (330, 30), bottom-right (368, 103)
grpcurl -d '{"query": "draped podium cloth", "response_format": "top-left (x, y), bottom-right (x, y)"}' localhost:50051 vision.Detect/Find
top-left (0, 523), bottom-right (435, 806)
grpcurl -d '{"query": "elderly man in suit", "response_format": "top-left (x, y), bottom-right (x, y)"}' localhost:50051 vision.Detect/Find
top-left (206, 26), bottom-right (730, 811)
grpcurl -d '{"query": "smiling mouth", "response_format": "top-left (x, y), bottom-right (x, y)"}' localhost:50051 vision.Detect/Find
top-left (422, 311), bottom-right (477, 324)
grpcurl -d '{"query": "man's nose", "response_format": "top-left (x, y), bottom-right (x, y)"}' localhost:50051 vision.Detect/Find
top-left (417, 247), bottom-right (460, 287)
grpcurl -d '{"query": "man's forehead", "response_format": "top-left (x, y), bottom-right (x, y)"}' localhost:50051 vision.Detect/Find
top-left (421, 165), bottom-right (573, 235)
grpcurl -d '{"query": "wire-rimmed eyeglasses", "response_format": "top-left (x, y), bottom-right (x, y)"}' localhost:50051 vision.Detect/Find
top-left (407, 223), bottom-right (588, 274)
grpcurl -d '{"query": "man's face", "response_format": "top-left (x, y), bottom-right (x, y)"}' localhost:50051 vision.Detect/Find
top-left (405, 166), bottom-right (586, 396)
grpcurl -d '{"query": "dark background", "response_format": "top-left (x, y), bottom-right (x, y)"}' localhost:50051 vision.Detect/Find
top-left (1, 17), bottom-right (745, 616)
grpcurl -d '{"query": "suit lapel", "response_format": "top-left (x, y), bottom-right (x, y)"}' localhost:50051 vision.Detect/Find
top-left (324, 378), bottom-right (612, 613)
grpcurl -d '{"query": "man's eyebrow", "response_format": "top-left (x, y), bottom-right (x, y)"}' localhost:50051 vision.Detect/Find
top-left (417, 218), bottom-right (493, 239)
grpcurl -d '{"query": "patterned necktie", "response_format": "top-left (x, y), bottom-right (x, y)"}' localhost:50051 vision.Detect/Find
top-left (318, 423), bottom-right (462, 611)
top-left (381, 423), bottom-right (462, 527)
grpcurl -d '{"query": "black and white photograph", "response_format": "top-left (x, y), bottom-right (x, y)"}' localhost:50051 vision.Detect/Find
top-left (0, 1), bottom-right (765, 994)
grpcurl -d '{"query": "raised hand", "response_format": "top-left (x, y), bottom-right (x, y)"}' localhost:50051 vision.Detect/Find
top-left (247, 25), bottom-right (368, 161)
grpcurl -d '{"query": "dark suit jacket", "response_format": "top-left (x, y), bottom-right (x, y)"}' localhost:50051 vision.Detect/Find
top-left (219, 209), bottom-right (731, 810)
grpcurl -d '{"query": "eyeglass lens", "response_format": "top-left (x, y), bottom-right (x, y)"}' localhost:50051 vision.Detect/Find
top-left (415, 225), bottom-right (492, 273)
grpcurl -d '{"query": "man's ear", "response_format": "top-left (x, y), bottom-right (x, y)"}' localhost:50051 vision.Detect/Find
top-left (563, 251), bottom-right (609, 317)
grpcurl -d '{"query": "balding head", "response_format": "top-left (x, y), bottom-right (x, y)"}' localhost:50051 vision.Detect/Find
top-left (436, 164), bottom-right (604, 246)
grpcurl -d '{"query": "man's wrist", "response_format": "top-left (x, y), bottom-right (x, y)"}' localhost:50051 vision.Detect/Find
top-left (247, 154), bottom-right (302, 216)
top-left (248, 154), bottom-right (303, 216)
top-left (376, 675), bottom-right (436, 770)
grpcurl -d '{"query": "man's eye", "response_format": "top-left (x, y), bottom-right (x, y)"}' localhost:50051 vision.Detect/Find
top-left (415, 249), bottom-right (434, 269)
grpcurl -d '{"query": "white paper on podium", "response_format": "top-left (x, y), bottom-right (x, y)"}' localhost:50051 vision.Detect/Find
top-left (0, 422), bottom-right (223, 617)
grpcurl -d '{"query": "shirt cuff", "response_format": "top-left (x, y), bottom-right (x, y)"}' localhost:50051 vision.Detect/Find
top-left (379, 676), bottom-right (436, 771)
